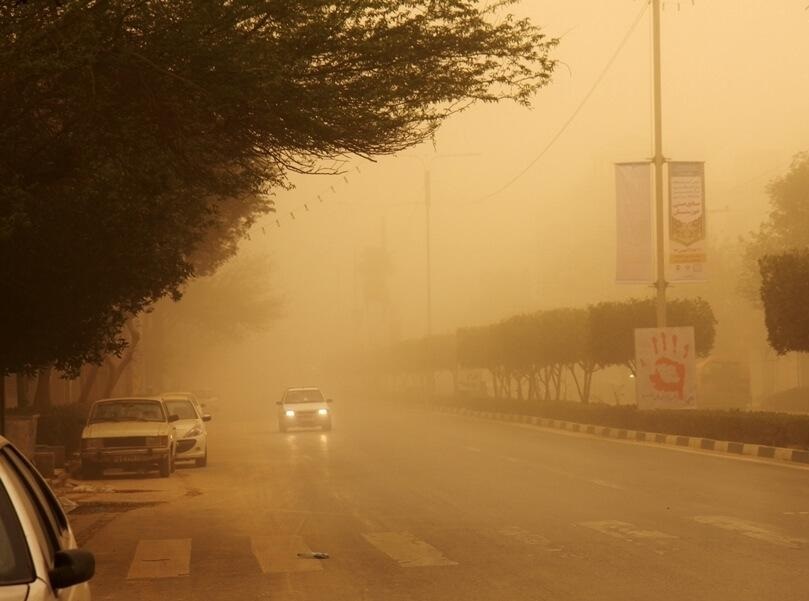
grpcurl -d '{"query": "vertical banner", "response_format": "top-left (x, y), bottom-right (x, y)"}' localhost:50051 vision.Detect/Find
top-left (615, 162), bottom-right (653, 283)
top-left (634, 327), bottom-right (697, 409)
top-left (668, 161), bottom-right (706, 281)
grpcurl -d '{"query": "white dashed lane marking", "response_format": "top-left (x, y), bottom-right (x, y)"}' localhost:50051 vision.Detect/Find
top-left (126, 539), bottom-right (192, 579)
top-left (580, 520), bottom-right (677, 542)
top-left (693, 515), bottom-right (808, 549)
top-left (362, 531), bottom-right (457, 568)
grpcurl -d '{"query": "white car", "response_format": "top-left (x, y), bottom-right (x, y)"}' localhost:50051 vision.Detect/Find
top-left (80, 397), bottom-right (178, 479)
top-left (0, 435), bottom-right (94, 600)
top-left (277, 387), bottom-right (333, 432)
top-left (162, 393), bottom-right (211, 467)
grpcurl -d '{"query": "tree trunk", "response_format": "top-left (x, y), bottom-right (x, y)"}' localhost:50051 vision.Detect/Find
top-left (103, 318), bottom-right (142, 398)
top-left (15, 374), bottom-right (30, 409)
top-left (33, 366), bottom-right (53, 412)
top-left (78, 365), bottom-right (101, 403)
top-left (0, 376), bottom-right (6, 435)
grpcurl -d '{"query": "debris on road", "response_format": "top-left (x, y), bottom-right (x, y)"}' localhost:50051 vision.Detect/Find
top-left (297, 552), bottom-right (330, 559)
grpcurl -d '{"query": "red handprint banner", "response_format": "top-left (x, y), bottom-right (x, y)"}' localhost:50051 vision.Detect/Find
top-left (634, 327), bottom-right (697, 409)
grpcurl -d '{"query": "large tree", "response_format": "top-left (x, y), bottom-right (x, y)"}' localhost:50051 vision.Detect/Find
top-left (759, 251), bottom-right (809, 355)
top-left (0, 0), bottom-right (558, 376)
top-left (741, 152), bottom-right (809, 303)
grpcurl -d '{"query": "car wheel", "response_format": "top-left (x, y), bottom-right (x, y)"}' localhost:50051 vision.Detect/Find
top-left (279, 422), bottom-right (288, 433)
top-left (170, 450), bottom-right (176, 473)
top-left (322, 422), bottom-right (332, 432)
top-left (195, 451), bottom-right (207, 468)
top-left (159, 455), bottom-right (171, 478)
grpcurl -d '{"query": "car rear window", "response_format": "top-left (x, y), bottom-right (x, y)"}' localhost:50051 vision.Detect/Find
top-left (0, 479), bottom-right (34, 585)
top-left (164, 400), bottom-right (198, 420)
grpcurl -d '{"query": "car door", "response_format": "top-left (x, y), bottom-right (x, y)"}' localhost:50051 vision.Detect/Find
top-left (0, 462), bottom-right (35, 601)
top-left (0, 446), bottom-right (90, 600)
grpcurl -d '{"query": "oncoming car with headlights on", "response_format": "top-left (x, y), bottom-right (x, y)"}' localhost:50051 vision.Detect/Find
top-left (276, 387), bottom-right (333, 432)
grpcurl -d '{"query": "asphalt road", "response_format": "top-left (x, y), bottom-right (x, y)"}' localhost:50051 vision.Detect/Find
top-left (76, 397), bottom-right (809, 601)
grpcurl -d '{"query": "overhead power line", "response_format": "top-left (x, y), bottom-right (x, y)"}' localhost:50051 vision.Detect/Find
top-left (462, 1), bottom-right (651, 206)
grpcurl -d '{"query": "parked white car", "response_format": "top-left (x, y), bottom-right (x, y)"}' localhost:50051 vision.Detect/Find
top-left (80, 397), bottom-right (178, 479)
top-left (0, 435), bottom-right (94, 600)
top-left (162, 393), bottom-right (211, 467)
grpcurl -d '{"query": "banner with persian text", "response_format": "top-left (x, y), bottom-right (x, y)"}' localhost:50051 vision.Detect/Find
top-left (668, 162), bottom-right (706, 281)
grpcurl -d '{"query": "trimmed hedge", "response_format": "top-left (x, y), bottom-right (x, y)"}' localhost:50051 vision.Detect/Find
top-left (447, 395), bottom-right (809, 450)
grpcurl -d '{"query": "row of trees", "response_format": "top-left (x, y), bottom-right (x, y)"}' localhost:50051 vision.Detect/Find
top-left (380, 297), bottom-right (716, 403)
top-left (0, 1), bottom-right (559, 420)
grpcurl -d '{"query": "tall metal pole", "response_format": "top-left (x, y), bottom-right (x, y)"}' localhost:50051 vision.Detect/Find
top-left (652, 0), bottom-right (667, 327)
top-left (424, 168), bottom-right (433, 338)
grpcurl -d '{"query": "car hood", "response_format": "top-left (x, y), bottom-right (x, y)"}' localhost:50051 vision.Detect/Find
top-left (174, 419), bottom-right (203, 436)
top-left (82, 421), bottom-right (171, 438)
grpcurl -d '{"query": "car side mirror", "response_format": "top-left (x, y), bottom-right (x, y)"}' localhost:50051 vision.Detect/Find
top-left (326, 399), bottom-right (334, 404)
top-left (50, 549), bottom-right (95, 589)
top-left (275, 401), bottom-right (283, 405)
top-left (202, 414), bottom-right (212, 422)
top-left (168, 414), bottom-right (180, 423)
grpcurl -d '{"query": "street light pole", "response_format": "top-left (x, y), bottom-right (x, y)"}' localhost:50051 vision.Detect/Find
top-left (652, 0), bottom-right (667, 327)
top-left (424, 168), bottom-right (433, 338)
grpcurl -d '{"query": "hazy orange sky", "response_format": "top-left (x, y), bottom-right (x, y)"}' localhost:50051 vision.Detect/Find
top-left (226, 1), bottom-right (809, 383)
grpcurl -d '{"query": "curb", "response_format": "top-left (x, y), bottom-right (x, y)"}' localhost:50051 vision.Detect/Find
top-left (438, 406), bottom-right (809, 466)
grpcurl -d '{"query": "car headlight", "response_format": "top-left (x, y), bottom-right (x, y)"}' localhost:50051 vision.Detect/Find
top-left (145, 436), bottom-right (168, 448)
top-left (318, 408), bottom-right (329, 416)
top-left (82, 438), bottom-right (103, 450)
top-left (184, 425), bottom-right (203, 438)
top-left (285, 410), bottom-right (295, 417)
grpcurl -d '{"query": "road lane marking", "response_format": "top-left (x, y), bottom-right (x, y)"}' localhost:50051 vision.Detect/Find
top-left (580, 520), bottom-right (677, 542)
top-left (693, 515), bottom-right (808, 548)
top-left (589, 479), bottom-right (624, 490)
top-left (503, 456), bottom-right (520, 463)
top-left (783, 511), bottom-right (809, 516)
top-left (126, 539), bottom-right (191, 579)
top-left (362, 531), bottom-right (457, 567)
top-left (464, 446), bottom-right (482, 453)
top-left (250, 535), bottom-right (324, 574)
top-left (498, 526), bottom-right (562, 550)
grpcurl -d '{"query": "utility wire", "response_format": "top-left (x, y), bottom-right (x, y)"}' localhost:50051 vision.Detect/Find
top-left (462, 1), bottom-right (651, 206)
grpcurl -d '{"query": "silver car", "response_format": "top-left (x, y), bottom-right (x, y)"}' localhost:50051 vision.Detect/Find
top-left (0, 435), bottom-right (94, 600)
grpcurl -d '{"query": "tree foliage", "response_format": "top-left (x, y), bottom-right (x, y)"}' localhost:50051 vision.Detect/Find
top-left (0, 0), bottom-right (558, 376)
top-left (759, 251), bottom-right (809, 355)
top-left (589, 297), bottom-right (716, 370)
top-left (741, 152), bottom-right (809, 303)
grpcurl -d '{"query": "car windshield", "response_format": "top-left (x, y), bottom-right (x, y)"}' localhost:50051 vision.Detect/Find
top-left (164, 400), bottom-right (198, 420)
top-left (285, 389), bottom-right (324, 403)
top-left (89, 400), bottom-right (166, 422)
top-left (0, 479), bottom-right (33, 585)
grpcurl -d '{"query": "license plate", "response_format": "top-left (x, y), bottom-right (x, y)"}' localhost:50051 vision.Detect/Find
top-left (110, 455), bottom-right (146, 463)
